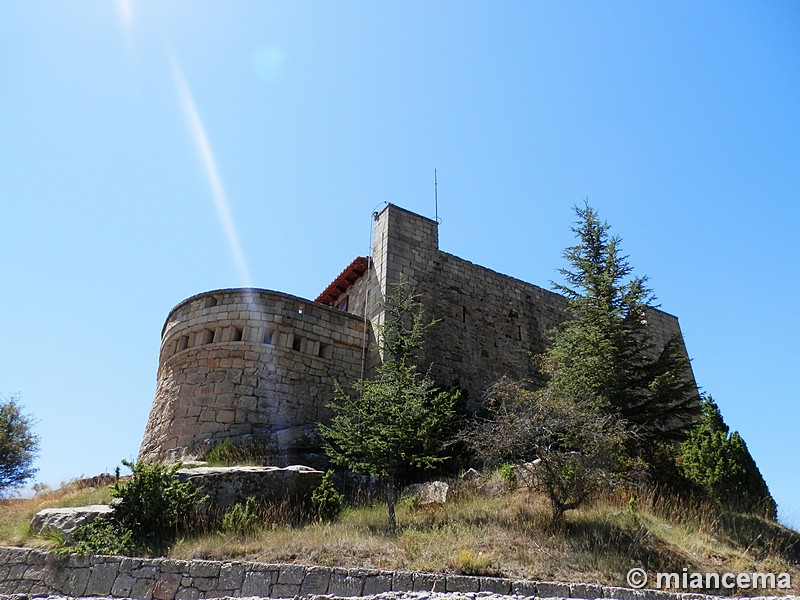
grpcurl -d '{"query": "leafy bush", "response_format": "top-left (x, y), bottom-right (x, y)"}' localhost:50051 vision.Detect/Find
top-left (57, 460), bottom-right (204, 556)
top-left (498, 463), bottom-right (517, 489)
top-left (111, 460), bottom-right (205, 554)
top-left (52, 519), bottom-right (135, 556)
top-left (222, 497), bottom-right (261, 536)
top-left (310, 470), bottom-right (343, 522)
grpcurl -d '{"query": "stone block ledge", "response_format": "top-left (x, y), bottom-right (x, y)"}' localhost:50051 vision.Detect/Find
top-left (0, 547), bottom-right (791, 600)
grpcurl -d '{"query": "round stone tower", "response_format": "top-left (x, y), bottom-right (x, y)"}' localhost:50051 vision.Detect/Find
top-left (138, 287), bottom-right (370, 465)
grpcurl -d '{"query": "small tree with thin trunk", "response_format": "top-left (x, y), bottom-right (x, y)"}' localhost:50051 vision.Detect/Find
top-left (0, 394), bottom-right (39, 497)
top-left (463, 377), bottom-right (629, 525)
top-left (319, 280), bottom-right (459, 529)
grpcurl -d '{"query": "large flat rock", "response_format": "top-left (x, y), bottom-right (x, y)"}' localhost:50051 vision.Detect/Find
top-left (30, 504), bottom-right (113, 542)
top-left (175, 464), bottom-right (323, 509)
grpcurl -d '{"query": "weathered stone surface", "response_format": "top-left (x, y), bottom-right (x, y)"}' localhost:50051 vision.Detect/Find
top-left (402, 481), bottom-right (452, 505)
top-left (174, 465), bottom-right (322, 509)
top-left (29, 505), bottom-right (113, 542)
top-left (413, 572), bottom-right (446, 592)
top-left (446, 574), bottom-right (481, 592)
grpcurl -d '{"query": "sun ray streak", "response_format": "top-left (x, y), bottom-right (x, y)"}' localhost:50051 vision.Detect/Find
top-left (170, 57), bottom-right (253, 288)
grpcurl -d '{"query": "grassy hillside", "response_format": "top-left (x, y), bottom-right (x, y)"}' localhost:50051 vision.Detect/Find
top-left (2, 474), bottom-right (797, 595)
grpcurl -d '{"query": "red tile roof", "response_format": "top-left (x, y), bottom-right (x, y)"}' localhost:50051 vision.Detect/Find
top-left (315, 256), bottom-right (370, 306)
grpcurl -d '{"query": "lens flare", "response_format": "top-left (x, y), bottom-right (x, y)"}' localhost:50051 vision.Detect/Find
top-left (116, 0), bottom-right (132, 28)
top-left (170, 58), bottom-right (253, 288)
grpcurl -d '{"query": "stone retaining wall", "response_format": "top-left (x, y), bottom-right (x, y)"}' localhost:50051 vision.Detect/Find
top-left (0, 546), bottom-right (728, 600)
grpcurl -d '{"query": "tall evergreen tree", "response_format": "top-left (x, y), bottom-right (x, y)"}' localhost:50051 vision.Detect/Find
top-left (319, 280), bottom-right (460, 529)
top-left (547, 204), bottom-right (699, 445)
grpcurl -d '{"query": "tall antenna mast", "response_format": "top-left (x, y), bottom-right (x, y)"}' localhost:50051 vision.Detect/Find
top-left (434, 169), bottom-right (441, 223)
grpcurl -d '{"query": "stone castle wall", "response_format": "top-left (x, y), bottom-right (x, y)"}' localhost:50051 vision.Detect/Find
top-left (138, 289), bottom-right (370, 464)
top-left (139, 204), bottom-right (695, 462)
top-left (359, 205), bottom-right (691, 409)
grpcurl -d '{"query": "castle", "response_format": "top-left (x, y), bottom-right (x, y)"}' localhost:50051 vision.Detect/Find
top-left (138, 204), bottom-right (694, 465)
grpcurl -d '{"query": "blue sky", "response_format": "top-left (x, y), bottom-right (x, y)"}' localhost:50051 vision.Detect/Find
top-left (1, 2), bottom-right (798, 526)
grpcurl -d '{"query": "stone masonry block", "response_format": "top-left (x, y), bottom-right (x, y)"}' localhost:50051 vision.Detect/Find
top-left (412, 572), bottom-right (446, 592)
top-left (277, 563), bottom-right (306, 584)
top-left (218, 563), bottom-right (245, 590)
top-left (511, 579), bottom-right (538, 597)
top-left (187, 561), bottom-right (220, 578)
top-left (446, 574), bottom-right (481, 592)
top-left (479, 576), bottom-right (512, 594)
top-left (572, 583), bottom-right (605, 599)
top-left (240, 569), bottom-right (275, 597)
top-left (363, 573), bottom-right (393, 595)
top-left (131, 578), bottom-right (156, 600)
top-left (271, 582), bottom-right (301, 597)
top-left (85, 561), bottom-right (120, 596)
top-left (300, 566), bottom-right (331, 595)
top-left (174, 587), bottom-right (200, 600)
top-left (328, 573), bottom-right (364, 597)
top-left (111, 572), bottom-right (137, 597)
top-left (538, 580), bottom-right (572, 597)
top-left (604, 586), bottom-right (641, 600)
top-left (152, 573), bottom-right (183, 600)
top-left (392, 570), bottom-right (415, 591)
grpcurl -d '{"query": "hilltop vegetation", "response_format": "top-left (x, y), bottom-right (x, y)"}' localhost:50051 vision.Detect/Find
top-left (1, 472), bottom-right (798, 595)
top-left (2, 204), bottom-right (788, 595)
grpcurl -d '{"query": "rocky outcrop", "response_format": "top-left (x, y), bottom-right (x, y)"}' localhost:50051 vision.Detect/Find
top-left (402, 481), bottom-right (452, 506)
top-left (29, 505), bottom-right (113, 542)
top-left (175, 465), bottom-right (323, 509)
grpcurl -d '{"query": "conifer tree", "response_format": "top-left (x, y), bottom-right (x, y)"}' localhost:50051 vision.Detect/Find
top-left (319, 280), bottom-right (459, 529)
top-left (680, 396), bottom-right (777, 519)
top-left (547, 203), bottom-right (699, 445)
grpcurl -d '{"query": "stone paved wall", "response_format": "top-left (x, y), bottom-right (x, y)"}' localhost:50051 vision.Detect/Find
top-left (0, 546), bottom-right (727, 600)
top-left (138, 289), bottom-right (371, 464)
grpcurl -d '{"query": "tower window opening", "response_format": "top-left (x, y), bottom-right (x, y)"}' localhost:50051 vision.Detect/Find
top-left (204, 296), bottom-right (218, 309)
top-left (177, 335), bottom-right (189, 352)
top-left (231, 326), bottom-right (243, 342)
top-left (263, 330), bottom-right (273, 345)
top-left (293, 336), bottom-right (303, 352)
top-left (200, 328), bottom-right (215, 345)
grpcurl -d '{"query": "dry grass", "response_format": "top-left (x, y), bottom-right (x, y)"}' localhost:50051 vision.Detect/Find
top-left (4, 478), bottom-right (798, 595)
top-left (0, 479), bottom-right (114, 546)
top-left (171, 487), bottom-right (799, 593)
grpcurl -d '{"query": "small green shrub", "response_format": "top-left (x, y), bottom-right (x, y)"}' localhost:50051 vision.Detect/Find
top-left (311, 470), bottom-right (343, 522)
top-left (450, 548), bottom-right (501, 576)
top-left (53, 519), bottom-right (135, 556)
top-left (222, 497), bottom-right (261, 536)
top-left (111, 460), bottom-right (204, 555)
top-left (498, 463), bottom-right (517, 489)
top-left (401, 494), bottom-right (421, 512)
top-left (58, 460), bottom-right (204, 556)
